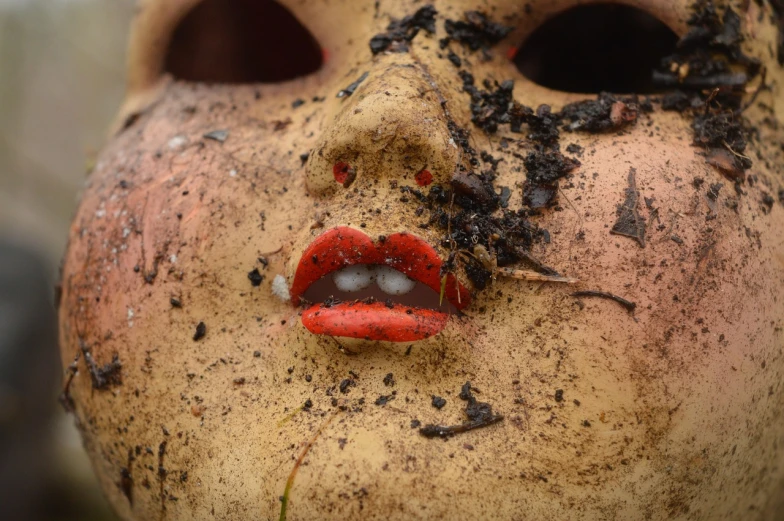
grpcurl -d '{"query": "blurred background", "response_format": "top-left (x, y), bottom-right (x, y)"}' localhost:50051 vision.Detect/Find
top-left (0, 0), bottom-right (133, 519)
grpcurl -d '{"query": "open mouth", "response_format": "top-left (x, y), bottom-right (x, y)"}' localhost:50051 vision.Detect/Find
top-left (290, 227), bottom-right (471, 342)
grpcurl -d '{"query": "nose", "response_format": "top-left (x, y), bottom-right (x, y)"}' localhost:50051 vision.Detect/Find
top-left (306, 55), bottom-right (459, 194)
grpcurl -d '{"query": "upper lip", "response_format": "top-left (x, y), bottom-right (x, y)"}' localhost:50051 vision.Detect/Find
top-left (290, 226), bottom-right (470, 310)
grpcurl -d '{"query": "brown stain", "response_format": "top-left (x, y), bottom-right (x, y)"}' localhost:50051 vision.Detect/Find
top-left (158, 440), bottom-right (167, 515)
top-left (120, 448), bottom-right (135, 506)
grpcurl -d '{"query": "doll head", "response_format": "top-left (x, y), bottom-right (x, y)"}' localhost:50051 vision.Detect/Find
top-left (60, 1), bottom-right (784, 519)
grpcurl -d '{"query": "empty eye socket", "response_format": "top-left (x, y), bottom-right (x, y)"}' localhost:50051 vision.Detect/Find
top-left (166, 0), bottom-right (323, 83)
top-left (512, 4), bottom-right (678, 94)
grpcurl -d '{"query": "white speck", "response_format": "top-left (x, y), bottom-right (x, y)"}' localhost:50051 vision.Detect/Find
top-left (229, 169), bottom-right (237, 177)
top-left (170, 254), bottom-right (177, 263)
top-left (448, 137), bottom-right (456, 148)
top-left (127, 307), bottom-right (134, 328)
top-left (168, 135), bottom-right (187, 149)
top-left (95, 209), bottom-right (106, 218)
top-left (272, 274), bottom-right (290, 302)
top-left (122, 228), bottom-right (131, 238)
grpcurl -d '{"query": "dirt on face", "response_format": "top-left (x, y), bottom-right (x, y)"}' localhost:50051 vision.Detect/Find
top-left (442, 10), bottom-right (512, 53)
top-left (656, 1), bottom-right (761, 181)
top-left (370, 5), bottom-right (437, 54)
top-left (419, 381), bottom-right (503, 438)
top-left (57, 1), bottom-right (784, 520)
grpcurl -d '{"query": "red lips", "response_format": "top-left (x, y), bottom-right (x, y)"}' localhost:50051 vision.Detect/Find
top-left (291, 227), bottom-right (470, 341)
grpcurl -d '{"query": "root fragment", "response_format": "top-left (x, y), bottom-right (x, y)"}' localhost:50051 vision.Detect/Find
top-left (497, 268), bottom-right (577, 284)
top-left (278, 409), bottom-right (340, 521)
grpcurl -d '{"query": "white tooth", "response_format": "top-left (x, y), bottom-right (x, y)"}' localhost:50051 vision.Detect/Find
top-left (376, 266), bottom-right (416, 295)
top-left (333, 264), bottom-right (374, 292)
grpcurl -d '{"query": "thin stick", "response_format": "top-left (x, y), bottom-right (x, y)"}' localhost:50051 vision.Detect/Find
top-left (278, 410), bottom-right (340, 521)
top-left (497, 268), bottom-right (577, 284)
top-left (722, 140), bottom-right (751, 161)
top-left (441, 191), bottom-right (458, 308)
top-left (571, 290), bottom-right (636, 312)
top-left (276, 405), bottom-right (305, 428)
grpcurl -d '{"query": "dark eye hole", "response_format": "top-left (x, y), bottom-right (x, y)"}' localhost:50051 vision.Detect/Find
top-left (166, 0), bottom-right (323, 84)
top-left (513, 4), bottom-right (678, 94)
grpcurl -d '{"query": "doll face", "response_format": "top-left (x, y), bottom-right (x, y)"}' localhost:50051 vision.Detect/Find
top-left (59, 0), bottom-right (784, 519)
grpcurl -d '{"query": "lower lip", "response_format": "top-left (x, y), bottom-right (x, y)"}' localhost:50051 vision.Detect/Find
top-left (301, 302), bottom-right (449, 342)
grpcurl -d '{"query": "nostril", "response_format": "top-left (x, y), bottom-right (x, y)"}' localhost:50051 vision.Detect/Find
top-left (332, 162), bottom-right (357, 188)
top-left (512, 3), bottom-right (678, 94)
top-left (415, 169), bottom-right (434, 187)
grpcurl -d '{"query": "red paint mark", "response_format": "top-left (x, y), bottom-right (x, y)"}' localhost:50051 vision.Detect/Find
top-left (333, 162), bottom-right (350, 184)
top-left (321, 48), bottom-right (329, 63)
top-left (506, 47), bottom-right (518, 61)
top-left (415, 169), bottom-right (433, 186)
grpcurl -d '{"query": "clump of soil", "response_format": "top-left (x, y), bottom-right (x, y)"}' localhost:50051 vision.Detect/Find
top-left (374, 394), bottom-right (395, 406)
top-left (461, 76), bottom-right (517, 134)
top-left (418, 61), bottom-right (584, 286)
top-left (519, 104), bottom-right (560, 147)
top-left (83, 351), bottom-right (122, 390)
top-left (423, 182), bottom-right (549, 288)
top-left (660, 90), bottom-right (701, 112)
top-left (462, 70), bottom-right (643, 135)
top-left (419, 382), bottom-right (503, 438)
top-left (654, 1), bottom-right (759, 91)
top-left (409, 1), bottom-right (768, 296)
top-left (247, 268), bottom-right (264, 286)
top-left (693, 112), bottom-right (752, 175)
top-left (656, 1), bottom-right (761, 179)
top-left (662, 95), bottom-right (753, 179)
top-left (442, 11), bottom-right (512, 52)
top-left (559, 93), bottom-right (641, 132)
top-left (339, 378), bottom-right (355, 394)
top-left (193, 321), bottom-right (206, 341)
top-left (523, 149), bottom-right (580, 208)
top-left (460, 74), bottom-right (590, 209)
top-left (450, 170), bottom-right (499, 212)
top-left (369, 4), bottom-right (437, 54)
top-left (459, 74), bottom-right (560, 141)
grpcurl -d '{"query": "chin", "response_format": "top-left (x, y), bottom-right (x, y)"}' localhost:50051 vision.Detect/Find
top-left (59, 0), bottom-right (784, 519)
